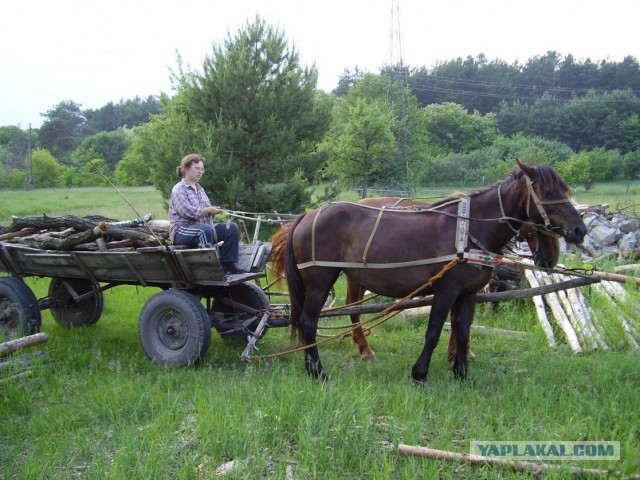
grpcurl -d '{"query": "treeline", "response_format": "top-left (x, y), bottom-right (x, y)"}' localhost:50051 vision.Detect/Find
top-left (1, 18), bottom-right (639, 213)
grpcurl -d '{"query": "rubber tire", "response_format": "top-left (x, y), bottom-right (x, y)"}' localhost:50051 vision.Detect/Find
top-left (138, 290), bottom-right (211, 366)
top-left (0, 277), bottom-right (41, 342)
top-left (213, 282), bottom-right (271, 341)
top-left (48, 278), bottom-right (104, 328)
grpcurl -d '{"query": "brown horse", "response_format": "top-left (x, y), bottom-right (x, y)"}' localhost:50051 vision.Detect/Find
top-left (269, 197), bottom-right (561, 364)
top-left (349, 196), bottom-right (561, 363)
top-left (272, 161), bottom-right (585, 382)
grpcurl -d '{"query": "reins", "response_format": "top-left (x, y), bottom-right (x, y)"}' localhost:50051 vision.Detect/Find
top-left (244, 257), bottom-right (463, 362)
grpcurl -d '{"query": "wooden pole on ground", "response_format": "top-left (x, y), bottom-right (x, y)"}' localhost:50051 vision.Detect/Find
top-left (397, 444), bottom-right (630, 478)
top-left (0, 333), bottom-right (49, 358)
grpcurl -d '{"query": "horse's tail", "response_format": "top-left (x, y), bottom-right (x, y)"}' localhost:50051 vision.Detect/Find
top-left (283, 215), bottom-right (306, 341)
top-left (268, 221), bottom-right (294, 287)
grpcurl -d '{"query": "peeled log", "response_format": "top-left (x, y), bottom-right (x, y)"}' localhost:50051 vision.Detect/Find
top-left (0, 333), bottom-right (49, 358)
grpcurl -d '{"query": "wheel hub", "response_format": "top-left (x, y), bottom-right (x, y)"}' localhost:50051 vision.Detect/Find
top-left (157, 310), bottom-right (189, 350)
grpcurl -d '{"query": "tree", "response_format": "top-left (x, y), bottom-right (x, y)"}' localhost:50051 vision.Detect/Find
top-left (321, 97), bottom-right (397, 198)
top-left (31, 149), bottom-right (64, 188)
top-left (0, 126), bottom-right (30, 174)
top-left (556, 149), bottom-right (613, 190)
top-left (38, 101), bottom-right (86, 165)
top-left (421, 102), bottom-right (498, 156)
top-left (144, 16), bottom-right (330, 213)
top-left (75, 128), bottom-right (133, 172)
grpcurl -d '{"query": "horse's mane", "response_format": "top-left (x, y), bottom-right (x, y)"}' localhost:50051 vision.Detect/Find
top-left (429, 164), bottom-right (572, 207)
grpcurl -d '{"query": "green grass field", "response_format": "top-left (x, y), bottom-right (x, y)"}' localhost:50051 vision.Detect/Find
top-left (1, 184), bottom-right (640, 478)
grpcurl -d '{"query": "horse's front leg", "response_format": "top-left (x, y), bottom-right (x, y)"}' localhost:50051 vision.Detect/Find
top-left (451, 293), bottom-right (477, 380)
top-left (411, 291), bottom-right (457, 383)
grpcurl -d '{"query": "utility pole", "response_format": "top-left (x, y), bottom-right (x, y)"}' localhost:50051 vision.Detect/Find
top-left (24, 123), bottom-right (33, 189)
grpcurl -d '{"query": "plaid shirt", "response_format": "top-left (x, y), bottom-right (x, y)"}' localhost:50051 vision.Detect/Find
top-left (168, 179), bottom-right (213, 240)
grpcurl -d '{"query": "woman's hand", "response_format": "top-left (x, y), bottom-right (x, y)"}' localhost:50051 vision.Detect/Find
top-left (203, 206), bottom-right (221, 216)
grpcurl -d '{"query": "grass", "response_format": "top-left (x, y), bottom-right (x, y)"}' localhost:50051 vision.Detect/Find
top-left (1, 183), bottom-right (640, 478)
top-left (0, 186), bottom-right (166, 227)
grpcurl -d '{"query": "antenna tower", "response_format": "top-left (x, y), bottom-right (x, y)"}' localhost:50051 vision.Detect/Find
top-left (387, 0), bottom-right (413, 196)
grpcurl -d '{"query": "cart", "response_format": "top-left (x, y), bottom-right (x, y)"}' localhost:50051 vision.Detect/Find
top-left (0, 240), bottom-right (288, 366)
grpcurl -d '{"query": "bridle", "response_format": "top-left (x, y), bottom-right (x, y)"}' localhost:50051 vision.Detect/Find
top-left (499, 174), bottom-right (570, 238)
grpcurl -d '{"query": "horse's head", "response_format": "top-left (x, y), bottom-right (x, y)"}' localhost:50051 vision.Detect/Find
top-left (516, 160), bottom-right (587, 245)
top-left (517, 223), bottom-right (560, 269)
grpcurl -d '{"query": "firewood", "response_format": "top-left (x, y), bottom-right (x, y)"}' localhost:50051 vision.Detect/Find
top-left (523, 268), bottom-right (556, 347)
top-left (0, 333), bottom-right (49, 358)
top-left (533, 270), bottom-right (582, 354)
top-left (0, 228), bottom-right (38, 241)
top-left (11, 224), bottom-right (106, 250)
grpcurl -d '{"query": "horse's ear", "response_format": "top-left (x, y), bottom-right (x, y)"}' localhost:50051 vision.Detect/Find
top-left (516, 158), bottom-right (535, 178)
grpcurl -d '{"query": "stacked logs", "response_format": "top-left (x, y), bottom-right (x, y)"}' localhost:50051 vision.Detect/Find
top-left (0, 214), bottom-right (170, 251)
top-left (523, 259), bottom-right (640, 353)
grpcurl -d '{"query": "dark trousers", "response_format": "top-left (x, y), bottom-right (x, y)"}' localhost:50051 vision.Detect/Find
top-left (173, 222), bottom-right (239, 264)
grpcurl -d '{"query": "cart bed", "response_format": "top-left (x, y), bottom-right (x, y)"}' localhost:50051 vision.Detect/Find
top-left (0, 241), bottom-right (271, 287)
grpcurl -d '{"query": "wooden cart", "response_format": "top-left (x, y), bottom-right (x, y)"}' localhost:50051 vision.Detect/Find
top-left (0, 240), bottom-right (287, 366)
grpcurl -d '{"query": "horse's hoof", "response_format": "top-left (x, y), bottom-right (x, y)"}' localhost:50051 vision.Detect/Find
top-left (411, 367), bottom-right (428, 384)
top-left (360, 352), bottom-right (377, 362)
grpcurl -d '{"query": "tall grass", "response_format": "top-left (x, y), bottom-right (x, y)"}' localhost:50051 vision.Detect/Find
top-left (1, 184), bottom-right (639, 478)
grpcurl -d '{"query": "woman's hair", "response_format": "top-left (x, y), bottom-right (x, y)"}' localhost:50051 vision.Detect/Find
top-left (176, 153), bottom-right (206, 178)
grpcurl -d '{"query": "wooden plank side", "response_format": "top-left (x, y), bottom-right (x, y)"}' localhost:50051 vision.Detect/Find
top-left (1, 242), bottom-right (269, 286)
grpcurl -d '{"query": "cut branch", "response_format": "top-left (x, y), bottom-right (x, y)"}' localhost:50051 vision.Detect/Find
top-left (0, 332), bottom-right (49, 358)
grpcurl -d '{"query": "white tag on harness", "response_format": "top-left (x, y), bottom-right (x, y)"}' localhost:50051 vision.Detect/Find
top-left (455, 197), bottom-right (470, 254)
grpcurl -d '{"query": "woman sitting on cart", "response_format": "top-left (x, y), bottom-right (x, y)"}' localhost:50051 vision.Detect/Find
top-left (168, 153), bottom-right (244, 275)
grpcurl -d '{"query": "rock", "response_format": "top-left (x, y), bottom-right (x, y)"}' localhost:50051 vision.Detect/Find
top-left (616, 218), bottom-right (640, 233)
top-left (590, 224), bottom-right (623, 247)
top-left (618, 232), bottom-right (638, 257)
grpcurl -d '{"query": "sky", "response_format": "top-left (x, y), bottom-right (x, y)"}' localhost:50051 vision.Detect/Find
top-left (1, 0), bottom-right (638, 128)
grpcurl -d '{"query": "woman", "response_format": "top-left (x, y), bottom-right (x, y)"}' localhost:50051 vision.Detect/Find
top-left (168, 153), bottom-right (244, 275)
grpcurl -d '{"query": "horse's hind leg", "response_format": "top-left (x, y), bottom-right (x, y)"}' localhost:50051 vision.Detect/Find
top-left (451, 294), bottom-right (476, 380)
top-left (300, 283), bottom-right (335, 381)
top-left (447, 308), bottom-right (476, 365)
top-left (346, 281), bottom-right (377, 361)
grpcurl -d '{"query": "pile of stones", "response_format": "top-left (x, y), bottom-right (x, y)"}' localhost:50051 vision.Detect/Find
top-left (564, 205), bottom-right (640, 262)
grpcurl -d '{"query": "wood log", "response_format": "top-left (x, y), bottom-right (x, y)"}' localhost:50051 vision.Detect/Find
top-left (533, 270), bottom-right (582, 354)
top-left (593, 283), bottom-right (640, 350)
top-left (0, 333), bottom-right (49, 358)
top-left (397, 444), bottom-right (627, 478)
top-left (104, 225), bottom-right (160, 245)
top-left (319, 276), bottom-right (601, 318)
top-left (523, 268), bottom-right (557, 347)
top-left (552, 273), bottom-right (600, 350)
top-left (558, 273), bottom-right (608, 350)
top-left (5, 214), bottom-right (101, 233)
top-left (11, 224), bottom-right (106, 250)
top-left (592, 270), bottom-right (640, 286)
top-left (0, 228), bottom-right (38, 241)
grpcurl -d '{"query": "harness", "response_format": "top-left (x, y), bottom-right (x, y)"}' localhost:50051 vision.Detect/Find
top-left (297, 177), bottom-right (572, 271)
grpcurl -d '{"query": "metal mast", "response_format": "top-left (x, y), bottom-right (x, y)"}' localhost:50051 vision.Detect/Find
top-left (388, 0), bottom-right (413, 196)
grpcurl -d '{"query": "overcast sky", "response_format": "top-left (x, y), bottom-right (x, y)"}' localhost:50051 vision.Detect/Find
top-left (1, 0), bottom-right (638, 128)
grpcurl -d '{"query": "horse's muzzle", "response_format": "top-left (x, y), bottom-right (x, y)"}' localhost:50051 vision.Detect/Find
top-left (564, 223), bottom-right (587, 244)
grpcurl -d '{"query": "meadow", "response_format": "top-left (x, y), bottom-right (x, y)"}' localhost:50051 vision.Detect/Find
top-left (1, 183), bottom-right (639, 479)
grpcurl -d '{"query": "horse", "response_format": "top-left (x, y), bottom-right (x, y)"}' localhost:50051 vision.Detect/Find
top-left (348, 196), bottom-right (561, 364)
top-left (269, 197), bottom-right (560, 364)
top-left (271, 161), bottom-right (585, 382)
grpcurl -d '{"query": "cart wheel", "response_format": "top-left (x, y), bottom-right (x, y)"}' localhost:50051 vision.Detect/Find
top-left (48, 278), bottom-right (104, 328)
top-left (0, 277), bottom-right (41, 342)
top-left (138, 290), bottom-right (211, 366)
top-left (213, 282), bottom-right (271, 341)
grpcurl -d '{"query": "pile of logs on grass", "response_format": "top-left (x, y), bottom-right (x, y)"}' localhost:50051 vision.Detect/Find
top-left (0, 214), bottom-right (170, 251)
top-left (522, 259), bottom-right (640, 353)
